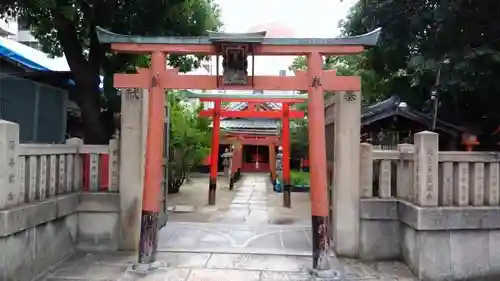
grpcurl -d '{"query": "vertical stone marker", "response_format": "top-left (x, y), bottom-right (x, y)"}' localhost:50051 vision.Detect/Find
top-left (119, 88), bottom-right (148, 250)
top-left (413, 131), bottom-right (439, 207)
top-left (333, 90), bottom-right (361, 257)
top-left (0, 120), bottom-right (19, 209)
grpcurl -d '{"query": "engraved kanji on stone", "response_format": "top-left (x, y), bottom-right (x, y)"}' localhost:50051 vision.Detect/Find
top-left (344, 91), bottom-right (356, 103)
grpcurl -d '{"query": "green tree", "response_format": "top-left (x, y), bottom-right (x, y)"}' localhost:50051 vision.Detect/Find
top-left (167, 91), bottom-right (210, 193)
top-left (290, 119), bottom-right (308, 160)
top-left (0, 0), bottom-right (221, 143)
top-left (340, 0), bottom-right (500, 146)
top-left (290, 55), bottom-right (385, 106)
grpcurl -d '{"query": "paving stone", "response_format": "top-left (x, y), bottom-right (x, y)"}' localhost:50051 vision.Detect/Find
top-left (229, 230), bottom-right (255, 245)
top-left (48, 262), bottom-right (128, 279)
top-left (155, 252), bottom-right (211, 268)
top-left (260, 271), bottom-right (312, 281)
top-left (251, 232), bottom-right (283, 250)
top-left (206, 254), bottom-right (311, 272)
top-left (120, 268), bottom-right (191, 281)
top-left (174, 205), bottom-right (196, 213)
top-left (281, 230), bottom-right (311, 251)
top-left (187, 269), bottom-right (260, 281)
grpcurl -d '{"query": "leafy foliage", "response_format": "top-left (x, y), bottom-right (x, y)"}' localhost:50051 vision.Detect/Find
top-left (339, 0), bottom-right (500, 146)
top-left (167, 91), bottom-right (210, 193)
top-left (290, 55), bottom-right (384, 106)
top-left (290, 170), bottom-right (310, 186)
top-left (0, 0), bottom-right (221, 143)
top-left (290, 119), bottom-right (308, 160)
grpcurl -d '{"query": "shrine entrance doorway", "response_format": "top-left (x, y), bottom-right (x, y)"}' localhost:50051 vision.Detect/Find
top-left (97, 26), bottom-right (381, 273)
top-left (242, 145), bottom-right (270, 173)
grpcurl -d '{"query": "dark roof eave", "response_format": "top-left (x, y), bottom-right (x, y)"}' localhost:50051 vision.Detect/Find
top-left (362, 108), bottom-right (464, 137)
top-left (96, 26), bottom-right (382, 47)
top-left (207, 31), bottom-right (267, 43)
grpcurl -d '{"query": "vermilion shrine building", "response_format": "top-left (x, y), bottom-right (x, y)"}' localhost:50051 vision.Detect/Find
top-left (196, 96), bottom-right (305, 173)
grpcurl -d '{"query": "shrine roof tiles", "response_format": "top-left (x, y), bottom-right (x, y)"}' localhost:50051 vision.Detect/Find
top-left (96, 27), bottom-right (381, 47)
top-left (220, 118), bottom-right (278, 130)
top-left (361, 96), bottom-right (465, 137)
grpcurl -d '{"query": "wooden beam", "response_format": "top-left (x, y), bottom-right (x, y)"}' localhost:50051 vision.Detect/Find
top-left (222, 138), bottom-right (277, 146)
top-left (199, 109), bottom-right (305, 119)
top-left (114, 68), bottom-right (361, 91)
top-left (110, 43), bottom-right (365, 56)
top-left (199, 97), bottom-right (306, 103)
top-left (225, 135), bottom-right (280, 141)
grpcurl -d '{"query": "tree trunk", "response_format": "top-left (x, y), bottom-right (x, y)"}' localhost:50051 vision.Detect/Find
top-left (53, 13), bottom-right (110, 144)
top-left (74, 74), bottom-right (109, 144)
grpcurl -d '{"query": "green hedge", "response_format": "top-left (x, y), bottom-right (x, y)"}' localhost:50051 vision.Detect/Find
top-left (290, 170), bottom-right (310, 186)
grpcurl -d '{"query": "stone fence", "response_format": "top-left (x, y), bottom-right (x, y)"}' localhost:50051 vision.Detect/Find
top-left (1, 138), bottom-right (119, 210)
top-left (359, 130), bottom-right (500, 281)
top-left (361, 131), bottom-right (500, 207)
top-left (0, 120), bottom-right (120, 281)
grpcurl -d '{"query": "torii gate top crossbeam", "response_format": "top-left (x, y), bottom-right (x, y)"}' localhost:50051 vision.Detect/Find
top-left (182, 92), bottom-right (307, 103)
top-left (96, 27), bottom-right (381, 55)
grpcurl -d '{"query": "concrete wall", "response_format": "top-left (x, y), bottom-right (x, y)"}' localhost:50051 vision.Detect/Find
top-left (0, 193), bottom-right (120, 281)
top-left (77, 193), bottom-right (121, 251)
top-left (361, 198), bottom-right (500, 281)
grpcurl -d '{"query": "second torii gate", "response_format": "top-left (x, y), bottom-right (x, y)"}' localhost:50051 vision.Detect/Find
top-left (193, 92), bottom-right (306, 207)
top-left (97, 26), bottom-right (381, 276)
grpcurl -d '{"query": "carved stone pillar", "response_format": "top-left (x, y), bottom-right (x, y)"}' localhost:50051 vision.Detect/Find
top-left (413, 131), bottom-right (439, 207)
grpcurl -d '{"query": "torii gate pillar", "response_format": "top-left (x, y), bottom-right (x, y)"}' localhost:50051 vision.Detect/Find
top-left (282, 103), bottom-right (291, 208)
top-left (209, 101), bottom-right (221, 205)
top-left (137, 51), bottom-right (166, 266)
top-left (306, 52), bottom-right (333, 272)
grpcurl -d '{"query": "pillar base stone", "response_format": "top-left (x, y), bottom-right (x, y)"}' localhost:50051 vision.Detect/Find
top-left (131, 261), bottom-right (162, 274)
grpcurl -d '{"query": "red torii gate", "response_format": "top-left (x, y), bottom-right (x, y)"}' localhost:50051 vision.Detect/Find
top-left (198, 95), bottom-right (305, 207)
top-left (96, 26), bottom-right (380, 275)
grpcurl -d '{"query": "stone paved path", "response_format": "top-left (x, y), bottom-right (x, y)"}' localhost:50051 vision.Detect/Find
top-left (158, 222), bottom-right (313, 255)
top-left (212, 174), bottom-right (271, 224)
top-left (159, 175), bottom-right (314, 255)
top-left (38, 251), bottom-right (417, 281)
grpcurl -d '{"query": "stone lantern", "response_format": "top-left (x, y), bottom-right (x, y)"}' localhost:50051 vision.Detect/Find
top-left (275, 146), bottom-right (284, 192)
top-left (221, 148), bottom-right (233, 178)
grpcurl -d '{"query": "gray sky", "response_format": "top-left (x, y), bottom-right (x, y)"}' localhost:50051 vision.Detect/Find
top-left (215, 0), bottom-right (359, 37)
top-left (211, 0), bottom-right (359, 76)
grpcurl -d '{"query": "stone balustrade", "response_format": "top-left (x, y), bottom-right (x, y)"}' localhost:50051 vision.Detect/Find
top-left (0, 120), bottom-right (121, 281)
top-left (360, 131), bottom-right (500, 208)
top-left (0, 135), bottom-right (119, 211)
top-left (358, 130), bottom-right (500, 281)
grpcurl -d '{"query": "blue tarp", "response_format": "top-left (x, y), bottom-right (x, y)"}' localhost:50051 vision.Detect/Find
top-left (0, 36), bottom-right (103, 89)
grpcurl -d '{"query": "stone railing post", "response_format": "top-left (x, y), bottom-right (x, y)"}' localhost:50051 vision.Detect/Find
top-left (108, 138), bottom-right (120, 192)
top-left (66, 138), bottom-right (83, 191)
top-left (0, 120), bottom-right (20, 209)
top-left (413, 131), bottom-right (439, 206)
top-left (397, 143), bottom-right (414, 201)
top-left (359, 143), bottom-right (373, 198)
